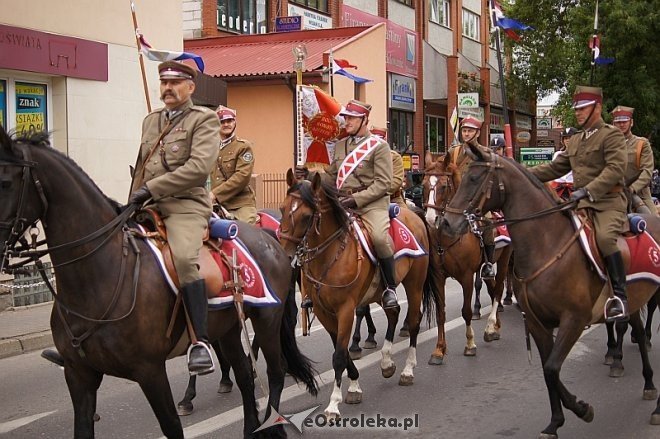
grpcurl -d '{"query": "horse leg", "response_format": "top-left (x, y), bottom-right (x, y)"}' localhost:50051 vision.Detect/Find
top-left (365, 306), bottom-right (379, 347)
top-left (137, 366), bottom-right (185, 439)
top-left (628, 311), bottom-right (658, 401)
top-left (215, 340), bottom-right (234, 393)
top-left (399, 278), bottom-right (423, 386)
top-left (609, 320), bottom-right (628, 378)
top-left (484, 266), bottom-right (506, 342)
top-left (429, 272), bottom-right (447, 365)
top-left (349, 305), bottom-right (368, 359)
top-left (176, 375), bottom-right (197, 416)
top-left (503, 254), bottom-right (514, 305)
top-left (461, 275), bottom-right (477, 356)
top-left (645, 294), bottom-right (657, 349)
top-left (345, 355), bottom-right (363, 404)
top-left (473, 273), bottom-right (483, 320)
top-left (218, 327), bottom-right (260, 437)
top-left (64, 364), bottom-right (104, 439)
top-left (381, 302), bottom-right (401, 379)
top-left (322, 308), bottom-right (352, 419)
top-left (604, 321), bottom-right (616, 365)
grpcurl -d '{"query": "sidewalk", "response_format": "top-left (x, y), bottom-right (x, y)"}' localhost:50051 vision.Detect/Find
top-left (0, 301), bottom-right (54, 359)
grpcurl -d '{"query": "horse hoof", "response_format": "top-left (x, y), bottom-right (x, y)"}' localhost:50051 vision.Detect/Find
top-left (177, 401), bottom-right (194, 416)
top-left (349, 349), bottom-right (362, 360)
top-left (538, 433), bottom-right (558, 439)
top-left (603, 355), bottom-right (614, 366)
top-left (324, 410), bottom-right (341, 420)
top-left (497, 304), bottom-right (504, 312)
top-left (399, 374), bottom-right (414, 386)
top-left (345, 391), bottom-right (362, 404)
top-left (399, 329), bottom-right (410, 338)
top-left (483, 332), bottom-right (500, 342)
top-left (581, 404), bottom-right (594, 423)
top-left (609, 366), bottom-right (624, 378)
top-left (428, 355), bottom-right (444, 366)
top-left (463, 347), bottom-right (477, 357)
top-left (93, 413), bottom-right (100, 422)
top-left (503, 297), bottom-right (513, 305)
top-left (472, 312), bottom-right (481, 320)
top-left (643, 388), bottom-right (658, 400)
top-left (363, 340), bottom-right (378, 349)
top-left (651, 413), bottom-right (660, 425)
top-left (218, 382), bottom-right (233, 394)
top-left (382, 364), bottom-right (396, 378)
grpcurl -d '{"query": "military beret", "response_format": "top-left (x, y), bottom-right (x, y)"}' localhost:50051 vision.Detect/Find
top-left (572, 85), bottom-right (602, 109)
top-left (158, 61), bottom-right (197, 80)
top-left (611, 105), bottom-right (634, 122)
top-left (340, 100), bottom-right (371, 118)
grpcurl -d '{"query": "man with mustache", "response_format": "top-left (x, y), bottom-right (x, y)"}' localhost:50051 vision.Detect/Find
top-left (128, 61), bottom-right (221, 375)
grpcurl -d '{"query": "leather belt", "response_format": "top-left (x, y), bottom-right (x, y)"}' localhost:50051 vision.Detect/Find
top-left (341, 186), bottom-right (367, 195)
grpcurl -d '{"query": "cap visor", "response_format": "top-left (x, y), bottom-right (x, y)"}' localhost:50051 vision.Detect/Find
top-left (572, 100), bottom-right (596, 109)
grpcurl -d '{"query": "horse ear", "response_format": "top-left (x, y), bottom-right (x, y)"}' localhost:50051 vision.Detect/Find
top-left (424, 151), bottom-right (433, 168)
top-left (286, 168), bottom-right (295, 187)
top-left (443, 152), bottom-right (451, 168)
top-left (310, 172), bottom-right (322, 193)
top-left (466, 143), bottom-right (489, 161)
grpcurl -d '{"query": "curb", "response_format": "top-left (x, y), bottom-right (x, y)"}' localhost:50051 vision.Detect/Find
top-left (0, 330), bottom-right (53, 359)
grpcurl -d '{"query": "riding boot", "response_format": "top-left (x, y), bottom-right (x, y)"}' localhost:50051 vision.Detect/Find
top-left (480, 243), bottom-right (496, 280)
top-left (604, 251), bottom-right (629, 323)
top-left (182, 279), bottom-right (215, 375)
top-left (41, 348), bottom-right (65, 367)
top-left (378, 256), bottom-right (399, 310)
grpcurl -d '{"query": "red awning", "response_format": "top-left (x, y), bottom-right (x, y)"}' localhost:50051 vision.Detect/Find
top-left (184, 27), bottom-right (371, 79)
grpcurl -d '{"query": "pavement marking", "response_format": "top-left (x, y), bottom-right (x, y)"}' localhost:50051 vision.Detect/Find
top-left (171, 304), bottom-right (475, 439)
top-left (0, 411), bottom-right (57, 434)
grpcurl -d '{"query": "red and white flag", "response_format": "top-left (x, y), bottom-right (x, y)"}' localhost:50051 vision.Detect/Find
top-left (296, 86), bottom-right (346, 165)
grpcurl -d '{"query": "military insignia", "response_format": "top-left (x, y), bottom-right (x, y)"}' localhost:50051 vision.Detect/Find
top-left (171, 145), bottom-right (180, 152)
top-left (242, 152), bottom-right (253, 162)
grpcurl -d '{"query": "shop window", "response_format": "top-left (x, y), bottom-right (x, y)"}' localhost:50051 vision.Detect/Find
top-left (289, 0), bottom-right (328, 13)
top-left (0, 79), bottom-right (50, 137)
top-left (217, 0), bottom-right (268, 34)
top-left (462, 9), bottom-right (480, 40)
top-left (390, 109), bottom-right (414, 153)
top-left (426, 115), bottom-right (446, 154)
top-left (395, 0), bottom-right (415, 7)
top-left (430, 0), bottom-right (450, 27)
top-left (0, 80), bottom-right (6, 128)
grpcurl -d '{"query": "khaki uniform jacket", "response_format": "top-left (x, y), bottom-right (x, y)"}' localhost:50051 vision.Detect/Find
top-left (626, 135), bottom-right (654, 200)
top-left (131, 100), bottom-right (220, 217)
top-left (389, 150), bottom-right (404, 197)
top-left (530, 119), bottom-right (627, 212)
top-left (448, 142), bottom-right (482, 178)
top-left (210, 136), bottom-right (256, 209)
top-left (325, 135), bottom-right (393, 212)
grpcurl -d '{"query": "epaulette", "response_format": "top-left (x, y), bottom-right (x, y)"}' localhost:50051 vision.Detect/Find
top-left (191, 105), bottom-right (211, 113)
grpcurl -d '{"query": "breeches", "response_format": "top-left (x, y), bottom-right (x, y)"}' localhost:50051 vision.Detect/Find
top-left (482, 212), bottom-right (495, 246)
top-left (229, 205), bottom-right (257, 224)
top-left (592, 209), bottom-right (626, 257)
top-left (359, 209), bottom-right (393, 258)
top-left (163, 213), bottom-right (208, 285)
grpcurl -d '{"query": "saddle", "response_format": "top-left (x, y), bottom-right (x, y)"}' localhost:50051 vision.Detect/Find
top-left (132, 209), bottom-right (279, 309)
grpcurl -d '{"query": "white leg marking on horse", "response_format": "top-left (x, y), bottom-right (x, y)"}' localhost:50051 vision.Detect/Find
top-left (324, 382), bottom-right (343, 418)
top-left (401, 346), bottom-right (417, 378)
top-left (466, 325), bottom-right (476, 349)
top-left (485, 301), bottom-right (499, 335)
top-left (380, 340), bottom-right (394, 370)
top-left (347, 379), bottom-right (362, 394)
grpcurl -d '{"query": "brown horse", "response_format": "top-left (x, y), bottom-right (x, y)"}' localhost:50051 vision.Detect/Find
top-left (422, 152), bottom-right (513, 354)
top-left (442, 144), bottom-right (660, 438)
top-left (0, 129), bottom-right (317, 439)
top-left (279, 170), bottom-right (445, 418)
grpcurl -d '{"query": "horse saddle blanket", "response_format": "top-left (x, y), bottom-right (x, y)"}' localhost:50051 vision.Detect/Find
top-left (492, 211), bottom-right (511, 249)
top-left (353, 216), bottom-right (427, 264)
top-left (256, 210), bottom-right (281, 233)
top-left (137, 222), bottom-right (280, 310)
top-left (571, 211), bottom-right (660, 285)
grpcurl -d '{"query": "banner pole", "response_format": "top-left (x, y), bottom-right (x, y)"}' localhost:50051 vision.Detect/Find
top-left (130, 1), bottom-right (151, 112)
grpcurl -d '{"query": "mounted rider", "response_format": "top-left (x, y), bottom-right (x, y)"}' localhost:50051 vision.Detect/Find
top-left (372, 126), bottom-right (406, 208)
top-left (611, 105), bottom-right (656, 214)
top-left (325, 100), bottom-right (399, 309)
top-left (529, 85), bottom-right (629, 323)
top-left (448, 116), bottom-right (496, 280)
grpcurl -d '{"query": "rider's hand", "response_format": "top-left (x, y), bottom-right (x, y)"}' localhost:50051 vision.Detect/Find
top-left (294, 166), bottom-right (309, 180)
top-left (340, 196), bottom-right (358, 210)
top-left (128, 184), bottom-right (151, 205)
top-left (570, 187), bottom-right (590, 202)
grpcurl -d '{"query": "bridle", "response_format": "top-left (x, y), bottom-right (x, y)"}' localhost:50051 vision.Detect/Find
top-left (423, 169), bottom-right (456, 214)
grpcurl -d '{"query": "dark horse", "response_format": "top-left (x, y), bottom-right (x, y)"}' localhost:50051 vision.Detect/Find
top-left (279, 170), bottom-right (444, 418)
top-left (442, 144), bottom-right (660, 438)
top-left (422, 152), bottom-right (513, 354)
top-left (0, 128), bottom-right (317, 438)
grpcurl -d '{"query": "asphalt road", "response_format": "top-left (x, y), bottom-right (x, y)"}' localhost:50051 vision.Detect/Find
top-left (1, 278), bottom-right (659, 439)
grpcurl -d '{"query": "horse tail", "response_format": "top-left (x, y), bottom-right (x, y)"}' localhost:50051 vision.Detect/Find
top-left (411, 206), bottom-right (445, 328)
top-left (280, 267), bottom-right (319, 396)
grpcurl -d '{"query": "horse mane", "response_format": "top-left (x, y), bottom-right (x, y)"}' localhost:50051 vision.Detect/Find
top-left (11, 131), bottom-right (124, 214)
top-left (498, 156), bottom-right (560, 206)
top-left (290, 177), bottom-right (350, 231)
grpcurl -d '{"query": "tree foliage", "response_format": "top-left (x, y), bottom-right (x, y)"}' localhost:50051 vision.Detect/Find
top-left (507, 0), bottom-right (660, 158)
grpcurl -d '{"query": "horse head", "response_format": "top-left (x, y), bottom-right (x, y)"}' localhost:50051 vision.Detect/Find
top-left (442, 143), bottom-right (505, 237)
top-left (422, 153), bottom-right (460, 226)
top-left (0, 127), bottom-right (49, 270)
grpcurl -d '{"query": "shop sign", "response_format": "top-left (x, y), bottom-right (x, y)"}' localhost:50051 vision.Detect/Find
top-left (458, 93), bottom-right (479, 109)
top-left (389, 73), bottom-right (415, 111)
top-left (520, 147), bottom-right (554, 166)
top-left (288, 4), bottom-right (332, 30)
top-left (275, 16), bottom-right (302, 32)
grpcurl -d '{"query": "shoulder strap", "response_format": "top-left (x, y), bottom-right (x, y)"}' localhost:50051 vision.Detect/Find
top-left (635, 139), bottom-right (644, 169)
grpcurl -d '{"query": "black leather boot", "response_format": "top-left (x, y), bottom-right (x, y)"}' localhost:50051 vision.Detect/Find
top-left (378, 256), bottom-right (399, 310)
top-left (480, 243), bottom-right (496, 280)
top-left (182, 279), bottom-right (215, 375)
top-left (604, 251), bottom-right (629, 323)
top-left (41, 348), bottom-right (64, 367)
top-left (300, 296), bottom-right (313, 309)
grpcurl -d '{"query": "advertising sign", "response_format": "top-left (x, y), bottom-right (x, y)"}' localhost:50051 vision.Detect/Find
top-left (389, 73), bottom-right (415, 111)
top-left (520, 147), bottom-right (554, 166)
top-left (537, 117), bottom-right (552, 129)
top-left (15, 82), bottom-right (47, 136)
top-left (288, 4), bottom-right (332, 30)
top-left (0, 80), bottom-right (6, 128)
top-left (275, 16), bottom-right (302, 32)
top-left (458, 93), bottom-right (479, 109)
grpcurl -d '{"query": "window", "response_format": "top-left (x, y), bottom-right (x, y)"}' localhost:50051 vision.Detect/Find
top-left (426, 115), bottom-right (446, 154)
top-left (217, 0), bottom-right (267, 34)
top-left (0, 80), bottom-right (6, 128)
top-left (390, 110), bottom-right (414, 153)
top-left (395, 0), bottom-right (414, 7)
top-left (462, 9), bottom-right (480, 40)
top-left (430, 0), bottom-right (450, 27)
top-left (290, 0), bottom-right (329, 13)
top-left (0, 78), bottom-right (50, 137)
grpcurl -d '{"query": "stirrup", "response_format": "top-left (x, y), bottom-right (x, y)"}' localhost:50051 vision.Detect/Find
top-left (604, 297), bottom-right (629, 323)
top-left (480, 262), bottom-right (495, 279)
top-left (381, 287), bottom-right (399, 310)
top-left (301, 297), bottom-right (313, 309)
top-left (186, 342), bottom-right (215, 376)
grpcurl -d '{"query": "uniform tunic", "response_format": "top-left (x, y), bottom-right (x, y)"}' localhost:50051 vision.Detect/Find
top-left (210, 136), bottom-right (257, 223)
top-left (389, 150), bottom-right (406, 207)
top-left (624, 134), bottom-right (655, 213)
top-left (326, 134), bottom-right (394, 257)
top-left (530, 119), bottom-right (627, 256)
top-left (131, 100), bottom-right (220, 284)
